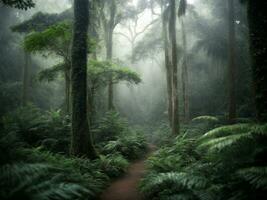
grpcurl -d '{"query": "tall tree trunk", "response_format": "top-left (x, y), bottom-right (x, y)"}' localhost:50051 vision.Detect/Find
top-left (247, 1), bottom-right (267, 122)
top-left (106, 0), bottom-right (116, 110)
top-left (169, 0), bottom-right (180, 135)
top-left (22, 52), bottom-right (30, 106)
top-left (227, 0), bottom-right (237, 124)
top-left (64, 63), bottom-right (71, 114)
top-left (87, 86), bottom-right (95, 125)
top-left (181, 18), bottom-right (190, 123)
top-left (70, 0), bottom-right (97, 159)
top-left (162, 8), bottom-right (173, 127)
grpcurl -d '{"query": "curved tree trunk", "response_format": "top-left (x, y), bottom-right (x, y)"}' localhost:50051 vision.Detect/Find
top-left (70, 0), bottom-right (97, 159)
top-left (169, 0), bottom-right (180, 135)
top-left (247, 1), bottom-right (267, 122)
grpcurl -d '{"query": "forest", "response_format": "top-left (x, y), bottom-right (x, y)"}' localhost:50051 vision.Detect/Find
top-left (0, 0), bottom-right (267, 199)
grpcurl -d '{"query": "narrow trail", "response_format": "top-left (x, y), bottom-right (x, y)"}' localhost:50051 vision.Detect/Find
top-left (100, 145), bottom-right (156, 200)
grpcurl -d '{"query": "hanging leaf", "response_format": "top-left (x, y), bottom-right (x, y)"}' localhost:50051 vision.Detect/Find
top-left (178, 0), bottom-right (187, 17)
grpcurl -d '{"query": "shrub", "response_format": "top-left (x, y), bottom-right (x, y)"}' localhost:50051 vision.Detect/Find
top-left (140, 123), bottom-right (267, 200)
top-left (102, 132), bottom-right (147, 160)
top-left (93, 111), bottom-right (128, 143)
top-left (192, 115), bottom-right (219, 125)
top-left (0, 163), bottom-right (90, 200)
top-left (97, 153), bottom-right (129, 178)
top-left (2, 106), bottom-right (70, 154)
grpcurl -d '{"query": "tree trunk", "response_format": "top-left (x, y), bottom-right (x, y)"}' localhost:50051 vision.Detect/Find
top-left (70, 0), bottom-right (97, 159)
top-left (227, 0), bottom-right (237, 124)
top-left (106, 0), bottom-right (116, 110)
top-left (247, 1), bottom-right (267, 122)
top-left (22, 51), bottom-right (30, 106)
top-left (64, 65), bottom-right (71, 114)
top-left (181, 18), bottom-right (190, 123)
top-left (169, 0), bottom-right (180, 135)
top-left (87, 86), bottom-right (95, 125)
top-left (162, 8), bottom-right (173, 127)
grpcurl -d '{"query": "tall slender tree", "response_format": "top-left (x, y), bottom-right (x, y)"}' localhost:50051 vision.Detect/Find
top-left (22, 52), bottom-right (30, 106)
top-left (245, 0), bottom-right (267, 122)
top-left (70, 0), bottom-right (97, 158)
top-left (100, 0), bottom-right (117, 110)
top-left (169, 0), bottom-right (180, 135)
top-left (227, 0), bottom-right (237, 123)
top-left (180, 18), bottom-right (190, 123)
top-left (162, 5), bottom-right (173, 127)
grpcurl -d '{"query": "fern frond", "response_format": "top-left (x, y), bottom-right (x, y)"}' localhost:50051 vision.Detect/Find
top-left (238, 167), bottom-right (267, 189)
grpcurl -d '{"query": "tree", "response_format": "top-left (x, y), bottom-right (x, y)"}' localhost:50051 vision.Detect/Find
top-left (169, 0), bottom-right (180, 135)
top-left (148, 0), bottom-right (173, 128)
top-left (178, 0), bottom-right (190, 123)
top-left (245, 0), bottom-right (267, 122)
top-left (22, 52), bottom-right (30, 106)
top-left (88, 60), bottom-right (141, 122)
top-left (0, 0), bottom-right (34, 10)
top-left (115, 3), bottom-right (158, 64)
top-left (227, 0), bottom-right (237, 123)
top-left (100, 0), bottom-right (118, 110)
top-left (24, 22), bottom-right (72, 113)
top-left (70, 0), bottom-right (97, 158)
top-left (99, 0), bottom-right (130, 110)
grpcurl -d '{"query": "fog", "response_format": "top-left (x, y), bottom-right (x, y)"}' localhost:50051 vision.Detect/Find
top-left (0, 0), bottom-right (253, 125)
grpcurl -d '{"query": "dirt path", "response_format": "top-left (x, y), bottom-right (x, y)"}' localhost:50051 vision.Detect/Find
top-left (100, 145), bottom-right (155, 200)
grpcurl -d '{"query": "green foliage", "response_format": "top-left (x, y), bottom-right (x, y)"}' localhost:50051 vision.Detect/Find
top-left (150, 122), bottom-right (172, 145)
top-left (88, 60), bottom-right (141, 89)
top-left (24, 22), bottom-right (71, 55)
top-left (1, 0), bottom-right (34, 10)
top-left (140, 123), bottom-right (267, 200)
top-left (93, 111), bottom-right (128, 142)
top-left (0, 130), bottom-right (110, 200)
top-left (146, 135), bottom-right (199, 173)
top-left (140, 172), bottom-right (208, 200)
top-left (12, 10), bottom-right (73, 33)
top-left (192, 116), bottom-right (219, 125)
top-left (0, 163), bottom-right (89, 200)
top-left (2, 105), bottom-right (70, 153)
top-left (38, 63), bottom-right (66, 82)
top-left (102, 133), bottom-right (147, 160)
top-left (97, 153), bottom-right (129, 178)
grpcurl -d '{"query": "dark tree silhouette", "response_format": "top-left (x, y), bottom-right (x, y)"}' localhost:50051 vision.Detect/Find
top-left (70, 0), bottom-right (97, 158)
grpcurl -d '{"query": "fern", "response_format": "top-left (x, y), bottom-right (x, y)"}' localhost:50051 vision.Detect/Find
top-left (0, 163), bottom-right (89, 200)
top-left (199, 124), bottom-right (252, 142)
top-left (199, 132), bottom-right (253, 152)
top-left (238, 167), bottom-right (267, 189)
top-left (97, 153), bottom-right (129, 178)
top-left (140, 172), bottom-right (208, 199)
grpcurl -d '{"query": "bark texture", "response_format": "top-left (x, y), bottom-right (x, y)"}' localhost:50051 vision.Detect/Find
top-left (22, 51), bottom-right (30, 106)
top-left (105, 0), bottom-right (116, 110)
top-left (169, 0), bottom-right (180, 135)
top-left (64, 63), bottom-right (71, 114)
top-left (181, 18), bottom-right (190, 123)
top-left (70, 0), bottom-right (97, 158)
top-left (162, 6), bottom-right (173, 127)
top-left (247, 1), bottom-right (267, 122)
top-left (227, 0), bottom-right (237, 123)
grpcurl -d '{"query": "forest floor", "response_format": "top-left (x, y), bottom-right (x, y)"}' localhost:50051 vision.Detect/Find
top-left (100, 144), bottom-right (156, 200)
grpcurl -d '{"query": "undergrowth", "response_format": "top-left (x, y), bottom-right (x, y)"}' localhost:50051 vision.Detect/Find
top-left (140, 116), bottom-right (267, 200)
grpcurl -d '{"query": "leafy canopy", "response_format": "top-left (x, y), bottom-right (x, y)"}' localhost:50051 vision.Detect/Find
top-left (24, 22), bottom-right (72, 57)
top-left (89, 60), bottom-right (141, 89)
top-left (1, 0), bottom-right (34, 10)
